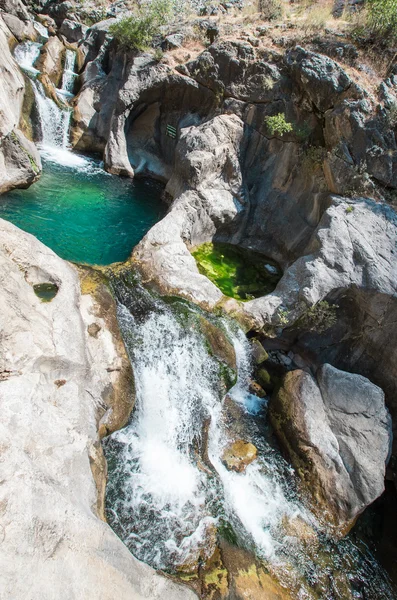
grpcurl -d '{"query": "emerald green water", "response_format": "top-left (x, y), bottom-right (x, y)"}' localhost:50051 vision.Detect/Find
top-left (0, 154), bottom-right (165, 265)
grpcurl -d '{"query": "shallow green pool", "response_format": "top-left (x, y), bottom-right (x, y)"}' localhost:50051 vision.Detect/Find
top-left (192, 242), bottom-right (282, 301)
top-left (0, 152), bottom-right (165, 265)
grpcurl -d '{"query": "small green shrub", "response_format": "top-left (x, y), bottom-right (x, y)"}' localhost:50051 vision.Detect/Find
top-left (298, 301), bottom-right (338, 333)
top-left (277, 308), bottom-right (290, 326)
top-left (366, 0), bottom-right (397, 44)
top-left (263, 75), bottom-right (275, 91)
top-left (345, 205), bottom-right (355, 213)
top-left (259, 0), bottom-right (283, 21)
top-left (109, 0), bottom-right (172, 51)
top-left (264, 113), bottom-right (294, 136)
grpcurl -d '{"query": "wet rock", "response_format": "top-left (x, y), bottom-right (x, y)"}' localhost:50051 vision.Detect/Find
top-left (199, 316), bottom-right (237, 370)
top-left (221, 440), bottom-right (258, 473)
top-left (221, 542), bottom-right (294, 600)
top-left (59, 18), bottom-right (88, 43)
top-left (257, 367), bottom-right (272, 391)
top-left (175, 519), bottom-right (218, 575)
top-left (36, 35), bottom-right (65, 87)
top-left (270, 366), bottom-right (392, 531)
top-left (281, 515), bottom-right (318, 547)
top-left (251, 338), bottom-right (268, 364)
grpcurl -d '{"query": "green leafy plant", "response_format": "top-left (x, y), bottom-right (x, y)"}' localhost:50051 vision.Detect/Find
top-left (109, 0), bottom-right (172, 51)
top-left (366, 0), bottom-right (397, 44)
top-left (345, 205), bottom-right (355, 213)
top-left (297, 301), bottom-right (338, 333)
top-left (277, 308), bottom-right (290, 326)
top-left (263, 75), bottom-right (275, 91)
top-left (264, 113), bottom-right (294, 136)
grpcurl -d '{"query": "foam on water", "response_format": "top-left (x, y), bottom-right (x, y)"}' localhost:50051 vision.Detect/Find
top-left (105, 279), bottom-right (397, 598)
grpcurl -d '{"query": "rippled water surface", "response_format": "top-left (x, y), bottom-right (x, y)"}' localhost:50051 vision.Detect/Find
top-left (0, 152), bottom-right (165, 265)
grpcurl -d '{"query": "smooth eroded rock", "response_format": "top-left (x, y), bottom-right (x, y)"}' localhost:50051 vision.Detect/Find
top-left (0, 219), bottom-right (197, 600)
top-left (269, 365), bottom-right (392, 531)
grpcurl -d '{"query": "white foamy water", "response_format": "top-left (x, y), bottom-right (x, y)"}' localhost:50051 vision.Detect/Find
top-left (105, 282), bottom-right (313, 570)
top-left (107, 302), bottom-right (220, 567)
top-left (14, 40), bottom-right (41, 75)
top-left (60, 49), bottom-right (77, 94)
top-left (104, 282), bottom-right (397, 599)
top-left (14, 41), bottom-right (76, 152)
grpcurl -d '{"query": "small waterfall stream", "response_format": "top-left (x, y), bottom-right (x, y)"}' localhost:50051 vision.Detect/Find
top-left (14, 40), bottom-right (76, 151)
top-left (104, 274), bottom-right (397, 598)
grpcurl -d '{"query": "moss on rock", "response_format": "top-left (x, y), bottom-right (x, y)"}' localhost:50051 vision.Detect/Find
top-left (191, 242), bottom-right (281, 302)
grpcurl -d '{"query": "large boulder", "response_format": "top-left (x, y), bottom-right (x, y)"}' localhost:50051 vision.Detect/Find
top-left (0, 17), bottom-right (41, 193)
top-left (269, 365), bottom-right (392, 531)
top-left (59, 18), bottom-right (88, 43)
top-left (35, 35), bottom-right (65, 87)
top-left (1, 12), bottom-right (37, 41)
top-left (132, 114), bottom-right (245, 308)
top-left (0, 218), bottom-right (197, 600)
top-left (285, 46), bottom-right (362, 113)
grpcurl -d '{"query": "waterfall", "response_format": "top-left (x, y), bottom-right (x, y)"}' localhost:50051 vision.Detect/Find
top-left (104, 277), bottom-right (313, 568)
top-left (14, 40), bottom-right (76, 153)
top-left (59, 49), bottom-right (77, 98)
top-left (104, 275), bottom-right (397, 598)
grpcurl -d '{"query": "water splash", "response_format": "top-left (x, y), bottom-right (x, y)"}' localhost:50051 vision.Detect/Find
top-left (104, 277), bottom-right (397, 598)
top-left (59, 49), bottom-right (77, 99)
top-left (13, 41), bottom-right (76, 151)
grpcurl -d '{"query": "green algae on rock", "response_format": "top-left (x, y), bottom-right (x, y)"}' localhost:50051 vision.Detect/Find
top-left (191, 242), bottom-right (281, 301)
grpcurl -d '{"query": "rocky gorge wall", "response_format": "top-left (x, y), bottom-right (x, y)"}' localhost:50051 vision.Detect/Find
top-left (0, 12), bottom-right (42, 193)
top-left (1, 0), bottom-right (397, 592)
top-left (71, 28), bottom-right (397, 411)
top-left (69, 26), bottom-right (397, 534)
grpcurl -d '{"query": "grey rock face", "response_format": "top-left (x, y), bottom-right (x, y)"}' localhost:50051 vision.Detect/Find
top-left (1, 12), bottom-right (37, 40)
top-left (270, 365), bottom-right (392, 530)
top-left (59, 17), bottom-right (87, 43)
top-left (0, 0), bottom-right (30, 20)
top-left (285, 46), bottom-right (360, 112)
top-left (133, 113), bottom-right (245, 307)
top-left (0, 218), bottom-right (198, 600)
top-left (162, 32), bottom-right (184, 50)
top-left (0, 17), bottom-right (42, 193)
top-left (70, 39), bottom-right (397, 426)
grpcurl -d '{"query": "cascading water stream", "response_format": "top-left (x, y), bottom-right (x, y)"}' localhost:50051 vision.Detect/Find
top-left (13, 39), bottom-right (76, 152)
top-left (104, 275), bottom-right (397, 598)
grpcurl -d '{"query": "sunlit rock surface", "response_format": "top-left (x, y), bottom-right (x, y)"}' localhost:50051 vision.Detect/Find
top-left (0, 218), bottom-right (197, 600)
